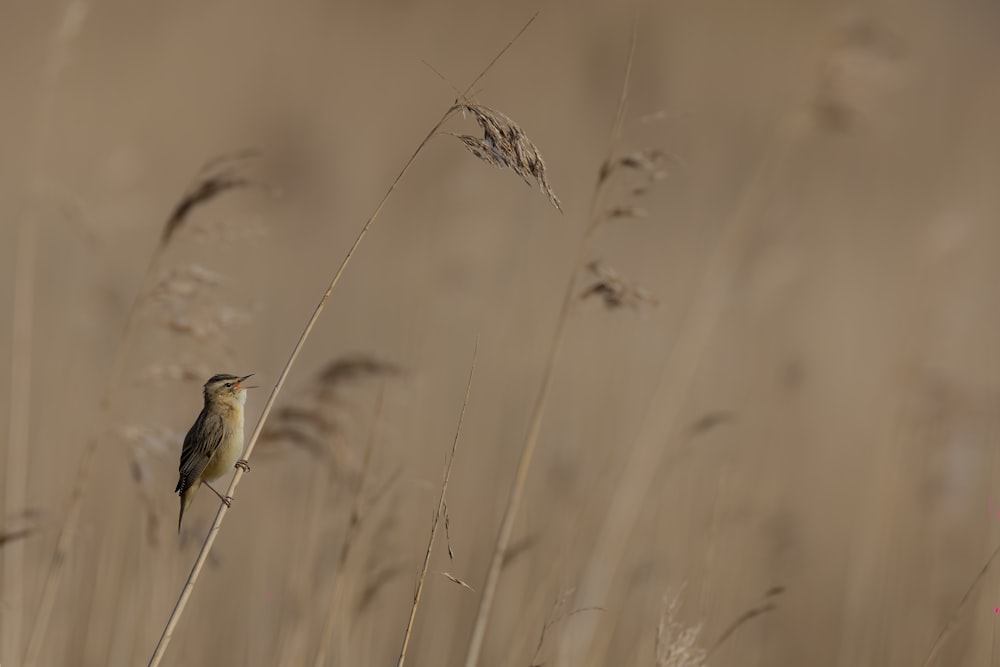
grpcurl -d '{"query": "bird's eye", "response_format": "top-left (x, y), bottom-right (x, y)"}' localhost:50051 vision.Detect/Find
top-left (225, 382), bottom-right (234, 388)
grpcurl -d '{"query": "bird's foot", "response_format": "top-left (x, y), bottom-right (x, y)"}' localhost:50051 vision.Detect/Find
top-left (223, 496), bottom-right (233, 508)
top-left (235, 459), bottom-right (251, 473)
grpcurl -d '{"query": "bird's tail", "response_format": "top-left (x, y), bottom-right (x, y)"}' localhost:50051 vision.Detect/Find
top-left (178, 482), bottom-right (199, 533)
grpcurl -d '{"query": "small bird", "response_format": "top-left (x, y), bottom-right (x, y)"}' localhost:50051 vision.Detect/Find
top-left (175, 373), bottom-right (256, 532)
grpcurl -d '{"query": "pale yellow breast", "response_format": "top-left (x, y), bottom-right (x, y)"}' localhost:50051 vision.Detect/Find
top-left (201, 402), bottom-right (245, 482)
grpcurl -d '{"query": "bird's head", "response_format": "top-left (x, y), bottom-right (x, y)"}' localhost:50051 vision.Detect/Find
top-left (203, 373), bottom-right (256, 405)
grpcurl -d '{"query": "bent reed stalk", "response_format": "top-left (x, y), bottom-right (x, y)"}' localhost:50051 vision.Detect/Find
top-left (25, 151), bottom-right (274, 667)
top-left (146, 14), bottom-right (541, 667)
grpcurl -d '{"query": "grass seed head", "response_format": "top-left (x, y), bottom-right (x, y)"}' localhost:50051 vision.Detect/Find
top-left (655, 590), bottom-right (707, 667)
top-left (580, 260), bottom-right (659, 311)
top-left (259, 354), bottom-right (400, 470)
top-left (451, 102), bottom-right (562, 212)
top-left (161, 149), bottom-right (282, 245)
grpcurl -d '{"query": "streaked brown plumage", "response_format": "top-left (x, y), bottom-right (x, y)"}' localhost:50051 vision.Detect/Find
top-left (176, 373), bottom-right (255, 532)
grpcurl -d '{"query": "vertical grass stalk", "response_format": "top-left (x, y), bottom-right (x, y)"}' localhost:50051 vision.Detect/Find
top-left (146, 16), bottom-right (539, 666)
top-left (396, 342), bottom-right (477, 667)
top-left (311, 382), bottom-right (385, 666)
top-left (462, 19), bottom-right (638, 667)
top-left (556, 86), bottom-right (809, 667)
top-left (14, 4), bottom-right (91, 665)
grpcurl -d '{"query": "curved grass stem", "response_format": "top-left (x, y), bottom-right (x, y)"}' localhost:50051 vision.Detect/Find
top-left (146, 14), bottom-right (539, 666)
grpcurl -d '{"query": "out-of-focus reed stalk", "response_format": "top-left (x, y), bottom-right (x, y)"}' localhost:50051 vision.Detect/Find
top-left (146, 14), bottom-right (547, 666)
top-left (463, 19), bottom-right (638, 667)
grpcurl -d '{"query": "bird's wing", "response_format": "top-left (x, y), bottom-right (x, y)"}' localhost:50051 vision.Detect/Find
top-left (175, 408), bottom-right (225, 494)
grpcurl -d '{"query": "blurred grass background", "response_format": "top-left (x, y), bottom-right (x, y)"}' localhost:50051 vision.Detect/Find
top-left (3, 1), bottom-right (1000, 665)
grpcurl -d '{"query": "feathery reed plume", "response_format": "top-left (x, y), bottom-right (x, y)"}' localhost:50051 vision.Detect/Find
top-left (580, 260), bottom-right (659, 311)
top-left (597, 146), bottom-right (684, 225)
top-left (145, 261), bottom-right (258, 348)
top-left (146, 15), bottom-right (542, 666)
top-left (654, 590), bottom-right (706, 667)
top-left (25, 147), bottom-right (268, 667)
top-left (258, 355), bottom-right (399, 470)
top-left (396, 341), bottom-right (477, 667)
top-left (599, 148), bottom-right (682, 185)
top-left (464, 19), bottom-right (659, 666)
top-left (161, 150), bottom-right (281, 244)
top-left (149, 263), bottom-right (228, 304)
top-left (125, 259), bottom-right (261, 542)
top-left (560, 19), bottom-right (819, 664)
top-left (450, 103), bottom-right (561, 211)
top-left (316, 355), bottom-right (402, 397)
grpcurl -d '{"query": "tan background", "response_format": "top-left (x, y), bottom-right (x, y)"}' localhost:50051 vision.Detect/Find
top-left (2, 1), bottom-right (1000, 665)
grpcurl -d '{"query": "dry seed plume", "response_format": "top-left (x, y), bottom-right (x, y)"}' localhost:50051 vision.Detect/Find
top-left (595, 143), bottom-right (681, 226)
top-left (161, 149), bottom-right (280, 244)
top-left (450, 102), bottom-right (562, 211)
top-left (146, 14), bottom-right (539, 663)
top-left (599, 146), bottom-right (686, 197)
top-left (317, 355), bottom-right (402, 397)
top-left (605, 205), bottom-right (648, 220)
top-left (655, 590), bottom-right (707, 667)
top-left (599, 148), bottom-right (681, 185)
top-left (580, 260), bottom-right (659, 311)
top-left (150, 264), bottom-right (227, 305)
top-left (259, 354), bottom-right (401, 464)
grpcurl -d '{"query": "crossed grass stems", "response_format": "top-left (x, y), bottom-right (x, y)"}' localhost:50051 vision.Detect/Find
top-left (19, 13), bottom-right (730, 667)
top-left (131, 17), bottom-right (988, 667)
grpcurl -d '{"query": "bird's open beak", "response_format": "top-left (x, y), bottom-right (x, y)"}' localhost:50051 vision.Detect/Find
top-left (236, 374), bottom-right (258, 389)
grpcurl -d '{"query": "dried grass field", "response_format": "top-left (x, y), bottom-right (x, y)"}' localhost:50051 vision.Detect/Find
top-left (3, 1), bottom-right (1000, 665)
